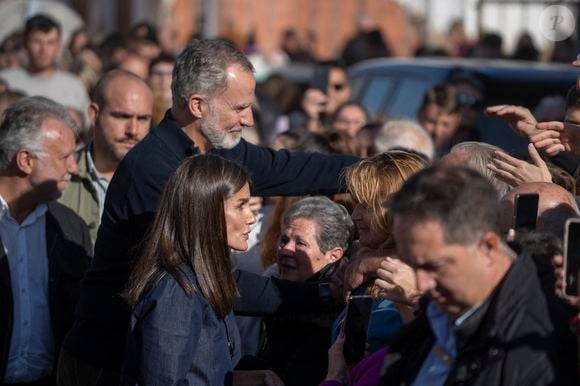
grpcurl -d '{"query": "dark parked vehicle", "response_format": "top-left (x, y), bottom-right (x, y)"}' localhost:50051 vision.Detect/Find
top-left (348, 57), bottom-right (580, 153)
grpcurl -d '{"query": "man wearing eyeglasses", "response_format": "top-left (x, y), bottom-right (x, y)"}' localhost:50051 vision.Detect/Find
top-left (0, 97), bottom-right (92, 386)
top-left (486, 56), bottom-right (580, 160)
top-left (486, 85), bottom-right (580, 177)
top-left (527, 86), bottom-right (580, 160)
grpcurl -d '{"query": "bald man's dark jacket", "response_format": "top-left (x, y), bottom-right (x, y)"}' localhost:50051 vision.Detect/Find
top-left (62, 112), bottom-right (358, 371)
top-left (0, 202), bottom-right (92, 381)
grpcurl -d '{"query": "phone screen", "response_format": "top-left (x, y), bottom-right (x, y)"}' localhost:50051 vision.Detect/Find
top-left (311, 65), bottom-right (330, 93)
top-left (564, 218), bottom-right (580, 296)
top-left (514, 193), bottom-right (539, 230)
top-left (342, 295), bottom-right (373, 365)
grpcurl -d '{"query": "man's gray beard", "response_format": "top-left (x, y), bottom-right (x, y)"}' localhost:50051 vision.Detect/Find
top-left (200, 122), bottom-right (241, 149)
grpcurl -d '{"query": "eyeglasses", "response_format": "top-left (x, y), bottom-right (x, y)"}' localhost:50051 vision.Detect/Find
top-left (330, 83), bottom-right (348, 91)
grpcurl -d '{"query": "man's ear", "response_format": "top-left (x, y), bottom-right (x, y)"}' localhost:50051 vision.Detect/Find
top-left (479, 231), bottom-right (501, 266)
top-left (188, 95), bottom-right (207, 119)
top-left (88, 102), bottom-right (99, 127)
top-left (327, 246), bottom-right (345, 263)
top-left (15, 149), bottom-right (35, 175)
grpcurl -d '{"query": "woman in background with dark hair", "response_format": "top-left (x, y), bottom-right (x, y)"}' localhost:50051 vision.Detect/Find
top-left (122, 155), bottom-right (280, 386)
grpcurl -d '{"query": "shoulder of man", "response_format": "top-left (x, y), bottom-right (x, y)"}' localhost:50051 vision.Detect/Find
top-left (52, 69), bottom-right (85, 84)
top-left (0, 67), bottom-right (27, 83)
top-left (46, 201), bottom-right (92, 254)
top-left (73, 147), bottom-right (90, 178)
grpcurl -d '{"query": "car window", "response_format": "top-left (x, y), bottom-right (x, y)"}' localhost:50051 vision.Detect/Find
top-left (349, 77), bottom-right (366, 101)
top-left (359, 77), bottom-right (394, 120)
top-left (387, 77), bottom-right (432, 119)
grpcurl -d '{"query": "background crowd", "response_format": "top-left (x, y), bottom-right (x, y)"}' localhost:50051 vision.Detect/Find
top-left (0, 5), bottom-right (580, 386)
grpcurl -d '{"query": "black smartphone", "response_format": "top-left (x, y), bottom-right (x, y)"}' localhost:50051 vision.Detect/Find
top-left (311, 64), bottom-right (330, 94)
top-left (514, 193), bottom-right (539, 230)
top-left (342, 295), bottom-right (373, 365)
top-left (564, 218), bottom-right (580, 297)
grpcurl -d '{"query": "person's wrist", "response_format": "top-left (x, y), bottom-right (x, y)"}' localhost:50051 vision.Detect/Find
top-left (410, 291), bottom-right (423, 307)
top-left (324, 373), bottom-right (346, 384)
top-left (396, 291), bottom-right (422, 309)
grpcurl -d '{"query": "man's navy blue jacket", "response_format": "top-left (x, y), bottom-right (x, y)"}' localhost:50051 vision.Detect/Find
top-left (62, 112), bottom-right (359, 371)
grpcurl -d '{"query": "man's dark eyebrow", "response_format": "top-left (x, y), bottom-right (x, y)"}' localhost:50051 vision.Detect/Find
top-left (109, 111), bottom-right (153, 120)
top-left (109, 111), bottom-right (133, 118)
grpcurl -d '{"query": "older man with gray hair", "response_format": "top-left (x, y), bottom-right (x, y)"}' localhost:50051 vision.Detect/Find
top-left (374, 120), bottom-right (436, 161)
top-left (0, 97), bottom-right (92, 385)
top-left (440, 141), bottom-right (511, 197)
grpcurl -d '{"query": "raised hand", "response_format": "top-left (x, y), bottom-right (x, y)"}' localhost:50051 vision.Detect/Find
top-left (529, 120), bottom-right (580, 156)
top-left (487, 143), bottom-right (552, 187)
top-left (485, 104), bottom-right (539, 138)
top-left (374, 257), bottom-right (421, 306)
top-left (333, 247), bottom-right (389, 301)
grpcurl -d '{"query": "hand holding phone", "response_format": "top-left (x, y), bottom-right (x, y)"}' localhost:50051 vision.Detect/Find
top-left (311, 64), bottom-right (330, 94)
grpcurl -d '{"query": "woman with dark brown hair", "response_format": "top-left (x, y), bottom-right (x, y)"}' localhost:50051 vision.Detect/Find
top-left (121, 155), bottom-right (278, 385)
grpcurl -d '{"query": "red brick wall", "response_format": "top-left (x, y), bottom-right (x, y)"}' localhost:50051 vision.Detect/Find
top-left (174, 0), bottom-right (419, 59)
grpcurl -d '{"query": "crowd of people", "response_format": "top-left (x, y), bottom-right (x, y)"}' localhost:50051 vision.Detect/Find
top-left (0, 11), bottom-right (579, 386)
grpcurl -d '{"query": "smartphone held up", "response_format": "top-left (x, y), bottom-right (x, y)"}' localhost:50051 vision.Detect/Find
top-left (564, 218), bottom-right (580, 297)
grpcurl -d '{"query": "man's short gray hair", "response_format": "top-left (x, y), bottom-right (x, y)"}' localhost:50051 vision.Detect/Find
top-left (283, 196), bottom-right (353, 253)
top-left (172, 39), bottom-right (254, 110)
top-left (449, 141), bottom-right (511, 197)
top-left (0, 96), bottom-right (76, 170)
top-left (374, 120), bottom-right (435, 161)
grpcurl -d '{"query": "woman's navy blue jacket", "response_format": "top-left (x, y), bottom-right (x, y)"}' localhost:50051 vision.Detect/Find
top-left (122, 267), bottom-right (241, 386)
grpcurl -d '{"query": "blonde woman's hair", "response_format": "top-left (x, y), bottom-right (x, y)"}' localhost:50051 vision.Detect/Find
top-left (344, 150), bottom-right (429, 251)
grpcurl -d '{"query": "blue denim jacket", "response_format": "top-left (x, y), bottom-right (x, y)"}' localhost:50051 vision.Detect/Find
top-left (122, 267), bottom-right (241, 386)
